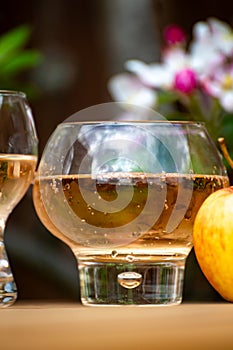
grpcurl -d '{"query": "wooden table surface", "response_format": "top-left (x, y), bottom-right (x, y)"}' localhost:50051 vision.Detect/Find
top-left (1, 301), bottom-right (233, 350)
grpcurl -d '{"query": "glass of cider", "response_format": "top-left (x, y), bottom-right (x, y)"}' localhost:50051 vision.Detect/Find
top-left (0, 90), bottom-right (38, 307)
top-left (33, 104), bottom-right (228, 306)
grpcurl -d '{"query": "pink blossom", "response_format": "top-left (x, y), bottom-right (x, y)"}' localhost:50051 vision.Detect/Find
top-left (126, 48), bottom-right (190, 90)
top-left (108, 17), bottom-right (233, 115)
top-left (203, 67), bottom-right (233, 112)
top-left (108, 73), bottom-right (157, 108)
top-left (163, 25), bottom-right (186, 45)
top-left (174, 69), bottom-right (197, 94)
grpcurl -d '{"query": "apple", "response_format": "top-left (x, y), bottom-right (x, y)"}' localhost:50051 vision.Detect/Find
top-left (193, 186), bottom-right (233, 302)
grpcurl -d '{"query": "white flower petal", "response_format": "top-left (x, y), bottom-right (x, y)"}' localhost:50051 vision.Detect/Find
top-left (126, 59), bottom-right (173, 88)
top-left (220, 92), bottom-right (233, 112)
top-left (125, 60), bottom-right (148, 78)
top-left (108, 73), bottom-right (157, 108)
top-left (209, 17), bottom-right (232, 37)
top-left (203, 80), bottom-right (222, 97)
top-left (144, 65), bottom-right (173, 87)
top-left (129, 88), bottom-right (157, 107)
top-left (163, 48), bottom-right (189, 72)
top-left (192, 21), bottom-right (210, 41)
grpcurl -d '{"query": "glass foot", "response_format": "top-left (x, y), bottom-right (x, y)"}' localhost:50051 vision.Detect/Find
top-left (78, 261), bottom-right (185, 306)
top-left (0, 280), bottom-right (17, 307)
top-left (0, 241), bottom-right (17, 307)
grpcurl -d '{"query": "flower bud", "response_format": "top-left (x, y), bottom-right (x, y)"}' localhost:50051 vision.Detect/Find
top-left (174, 69), bottom-right (197, 94)
top-left (164, 25), bottom-right (186, 45)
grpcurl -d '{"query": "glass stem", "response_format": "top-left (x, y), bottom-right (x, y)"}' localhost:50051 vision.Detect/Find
top-left (0, 218), bottom-right (8, 273)
top-left (0, 217), bottom-right (17, 306)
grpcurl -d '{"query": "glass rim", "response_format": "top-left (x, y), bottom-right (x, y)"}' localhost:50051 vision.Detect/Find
top-left (58, 120), bottom-right (205, 126)
top-left (0, 90), bottom-right (26, 98)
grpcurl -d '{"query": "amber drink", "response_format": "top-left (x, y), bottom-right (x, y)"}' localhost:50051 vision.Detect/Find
top-left (34, 116), bottom-right (229, 305)
top-left (0, 90), bottom-right (38, 307)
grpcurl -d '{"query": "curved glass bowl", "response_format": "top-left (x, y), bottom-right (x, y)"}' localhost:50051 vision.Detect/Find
top-left (33, 120), bottom-right (228, 306)
top-left (0, 90), bottom-right (38, 307)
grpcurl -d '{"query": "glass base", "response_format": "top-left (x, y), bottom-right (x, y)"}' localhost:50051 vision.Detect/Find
top-left (0, 280), bottom-right (17, 307)
top-left (78, 261), bottom-right (185, 306)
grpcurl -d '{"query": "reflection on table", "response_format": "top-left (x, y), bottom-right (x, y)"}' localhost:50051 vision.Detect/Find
top-left (1, 302), bottom-right (233, 349)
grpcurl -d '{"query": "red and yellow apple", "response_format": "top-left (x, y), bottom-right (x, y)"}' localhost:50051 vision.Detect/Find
top-left (193, 186), bottom-right (233, 302)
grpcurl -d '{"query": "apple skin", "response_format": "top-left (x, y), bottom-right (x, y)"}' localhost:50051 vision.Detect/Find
top-left (193, 186), bottom-right (233, 302)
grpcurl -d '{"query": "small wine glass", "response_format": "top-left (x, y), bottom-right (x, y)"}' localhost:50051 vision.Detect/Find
top-left (0, 90), bottom-right (38, 307)
top-left (33, 103), bottom-right (228, 306)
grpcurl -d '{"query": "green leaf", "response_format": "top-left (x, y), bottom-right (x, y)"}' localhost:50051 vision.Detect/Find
top-left (0, 25), bottom-right (31, 64)
top-left (219, 114), bottom-right (233, 150)
top-left (0, 50), bottom-right (43, 76)
top-left (163, 111), bottom-right (192, 121)
top-left (0, 79), bottom-right (41, 99)
top-left (157, 90), bottom-right (178, 105)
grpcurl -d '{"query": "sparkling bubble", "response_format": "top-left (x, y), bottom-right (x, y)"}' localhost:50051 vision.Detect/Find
top-left (132, 231), bottom-right (140, 238)
top-left (117, 271), bottom-right (142, 289)
top-left (111, 250), bottom-right (118, 258)
top-left (185, 209), bottom-right (192, 220)
top-left (126, 254), bottom-right (135, 262)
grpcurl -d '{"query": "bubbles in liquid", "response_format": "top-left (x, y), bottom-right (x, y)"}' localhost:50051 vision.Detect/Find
top-left (132, 231), bottom-right (140, 238)
top-left (185, 209), bottom-right (192, 220)
top-left (111, 250), bottom-right (118, 258)
top-left (161, 171), bottom-right (166, 181)
top-left (117, 272), bottom-right (142, 289)
top-left (126, 254), bottom-right (135, 262)
top-left (51, 178), bottom-right (59, 194)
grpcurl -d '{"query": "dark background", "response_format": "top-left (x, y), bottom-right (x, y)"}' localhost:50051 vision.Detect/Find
top-left (1, 0), bottom-right (233, 302)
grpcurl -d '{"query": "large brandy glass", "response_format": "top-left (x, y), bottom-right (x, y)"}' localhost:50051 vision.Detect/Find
top-left (0, 91), bottom-right (38, 307)
top-left (33, 104), bottom-right (228, 306)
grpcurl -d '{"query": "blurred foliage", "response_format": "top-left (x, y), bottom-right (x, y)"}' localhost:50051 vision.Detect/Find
top-left (0, 24), bottom-right (43, 98)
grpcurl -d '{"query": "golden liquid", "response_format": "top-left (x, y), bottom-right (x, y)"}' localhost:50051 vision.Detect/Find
top-left (0, 154), bottom-right (37, 219)
top-left (33, 173), bottom-right (229, 263)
